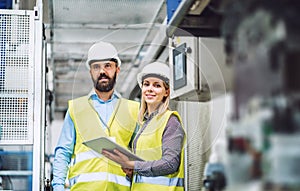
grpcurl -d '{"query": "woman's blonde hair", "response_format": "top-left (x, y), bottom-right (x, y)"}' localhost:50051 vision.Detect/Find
top-left (137, 81), bottom-right (170, 124)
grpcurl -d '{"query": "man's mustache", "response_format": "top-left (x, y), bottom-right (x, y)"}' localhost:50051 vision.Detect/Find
top-left (98, 74), bottom-right (110, 80)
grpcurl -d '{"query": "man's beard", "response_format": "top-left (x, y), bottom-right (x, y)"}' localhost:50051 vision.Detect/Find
top-left (94, 72), bottom-right (117, 92)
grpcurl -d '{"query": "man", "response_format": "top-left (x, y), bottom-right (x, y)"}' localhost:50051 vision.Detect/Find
top-left (52, 41), bottom-right (139, 191)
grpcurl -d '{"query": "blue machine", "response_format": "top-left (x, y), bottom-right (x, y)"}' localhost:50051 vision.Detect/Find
top-left (0, 0), bottom-right (12, 9)
top-left (166, 0), bottom-right (182, 23)
top-left (0, 150), bottom-right (32, 190)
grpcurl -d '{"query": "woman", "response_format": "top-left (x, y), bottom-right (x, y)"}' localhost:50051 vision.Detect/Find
top-left (102, 61), bottom-right (185, 191)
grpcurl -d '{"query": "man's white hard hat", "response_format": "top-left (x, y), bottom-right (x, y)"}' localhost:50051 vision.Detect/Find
top-left (137, 61), bottom-right (170, 87)
top-left (86, 41), bottom-right (121, 69)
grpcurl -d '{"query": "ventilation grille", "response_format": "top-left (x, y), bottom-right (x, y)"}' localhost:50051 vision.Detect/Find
top-left (0, 11), bottom-right (34, 144)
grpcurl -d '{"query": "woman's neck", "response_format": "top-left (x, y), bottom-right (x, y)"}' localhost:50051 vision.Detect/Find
top-left (147, 103), bottom-right (160, 116)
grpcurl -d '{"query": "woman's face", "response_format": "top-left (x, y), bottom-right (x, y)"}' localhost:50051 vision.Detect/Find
top-left (142, 77), bottom-right (169, 108)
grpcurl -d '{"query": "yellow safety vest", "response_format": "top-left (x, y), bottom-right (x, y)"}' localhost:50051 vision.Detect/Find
top-left (68, 96), bottom-right (139, 191)
top-left (132, 110), bottom-right (185, 191)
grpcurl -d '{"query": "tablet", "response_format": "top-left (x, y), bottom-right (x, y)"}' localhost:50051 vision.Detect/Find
top-left (83, 137), bottom-right (144, 161)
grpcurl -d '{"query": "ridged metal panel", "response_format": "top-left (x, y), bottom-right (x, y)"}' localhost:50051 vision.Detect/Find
top-left (178, 101), bottom-right (211, 191)
top-left (0, 10), bottom-right (35, 144)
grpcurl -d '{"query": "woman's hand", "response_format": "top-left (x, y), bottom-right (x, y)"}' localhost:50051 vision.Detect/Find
top-left (102, 149), bottom-right (135, 169)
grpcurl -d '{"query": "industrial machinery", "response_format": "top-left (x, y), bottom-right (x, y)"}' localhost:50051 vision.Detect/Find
top-left (221, 1), bottom-right (300, 190)
top-left (166, 1), bottom-right (233, 190)
top-left (166, 0), bottom-right (300, 191)
top-left (169, 36), bottom-right (232, 102)
top-left (0, 1), bottom-right (45, 190)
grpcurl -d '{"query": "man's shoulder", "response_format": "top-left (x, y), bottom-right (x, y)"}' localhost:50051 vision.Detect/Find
top-left (69, 95), bottom-right (89, 103)
top-left (120, 98), bottom-right (139, 105)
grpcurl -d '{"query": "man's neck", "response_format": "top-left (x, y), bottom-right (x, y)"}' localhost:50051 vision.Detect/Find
top-left (95, 89), bottom-right (114, 101)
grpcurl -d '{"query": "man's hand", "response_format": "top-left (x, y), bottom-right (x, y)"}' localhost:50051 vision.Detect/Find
top-left (122, 167), bottom-right (133, 181)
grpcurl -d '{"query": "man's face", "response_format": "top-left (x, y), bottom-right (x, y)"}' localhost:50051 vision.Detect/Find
top-left (90, 61), bottom-right (120, 92)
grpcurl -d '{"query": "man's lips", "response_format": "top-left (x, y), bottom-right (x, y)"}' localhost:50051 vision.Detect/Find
top-left (98, 77), bottom-right (109, 82)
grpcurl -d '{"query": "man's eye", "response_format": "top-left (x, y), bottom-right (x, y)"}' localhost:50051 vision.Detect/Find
top-left (92, 65), bottom-right (100, 69)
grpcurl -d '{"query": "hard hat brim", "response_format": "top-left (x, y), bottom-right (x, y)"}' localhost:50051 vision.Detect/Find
top-left (86, 57), bottom-right (121, 69)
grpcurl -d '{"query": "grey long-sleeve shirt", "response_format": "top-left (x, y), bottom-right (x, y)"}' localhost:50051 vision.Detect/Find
top-left (133, 113), bottom-right (185, 177)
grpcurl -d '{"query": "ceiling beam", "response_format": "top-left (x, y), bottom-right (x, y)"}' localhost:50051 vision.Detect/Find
top-left (45, 23), bottom-right (162, 30)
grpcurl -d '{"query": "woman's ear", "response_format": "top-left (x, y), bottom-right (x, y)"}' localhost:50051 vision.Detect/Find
top-left (165, 88), bottom-right (170, 97)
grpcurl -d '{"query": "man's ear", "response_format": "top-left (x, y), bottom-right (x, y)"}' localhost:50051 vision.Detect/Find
top-left (116, 66), bottom-right (120, 75)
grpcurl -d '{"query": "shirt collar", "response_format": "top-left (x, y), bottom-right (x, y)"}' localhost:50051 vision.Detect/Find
top-left (143, 109), bottom-right (159, 121)
top-left (88, 88), bottom-right (121, 102)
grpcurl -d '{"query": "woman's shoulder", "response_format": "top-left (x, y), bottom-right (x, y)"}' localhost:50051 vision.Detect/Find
top-left (167, 113), bottom-right (181, 127)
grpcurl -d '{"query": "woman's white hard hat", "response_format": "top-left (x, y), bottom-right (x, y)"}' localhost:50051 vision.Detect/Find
top-left (137, 61), bottom-right (170, 87)
top-left (86, 41), bottom-right (121, 69)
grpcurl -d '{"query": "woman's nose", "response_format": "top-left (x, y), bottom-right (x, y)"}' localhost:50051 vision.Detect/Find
top-left (146, 85), bottom-right (153, 92)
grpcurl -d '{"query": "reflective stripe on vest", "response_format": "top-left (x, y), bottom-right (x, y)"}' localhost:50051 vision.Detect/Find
top-left (69, 172), bottom-right (131, 187)
top-left (70, 150), bottom-right (103, 166)
top-left (134, 175), bottom-right (184, 187)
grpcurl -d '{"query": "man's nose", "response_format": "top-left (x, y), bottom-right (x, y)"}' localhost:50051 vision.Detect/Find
top-left (99, 67), bottom-right (105, 73)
